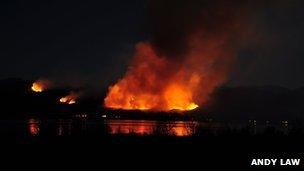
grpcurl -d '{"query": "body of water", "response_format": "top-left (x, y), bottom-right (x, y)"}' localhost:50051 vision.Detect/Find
top-left (0, 115), bottom-right (290, 139)
top-left (0, 117), bottom-right (225, 137)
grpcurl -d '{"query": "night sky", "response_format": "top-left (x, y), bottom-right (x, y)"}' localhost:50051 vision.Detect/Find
top-left (1, 0), bottom-right (304, 89)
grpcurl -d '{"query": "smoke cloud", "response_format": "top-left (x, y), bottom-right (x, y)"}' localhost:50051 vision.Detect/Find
top-left (104, 0), bottom-right (254, 111)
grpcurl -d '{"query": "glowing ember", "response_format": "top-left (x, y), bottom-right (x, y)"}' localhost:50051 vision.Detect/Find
top-left (31, 79), bottom-right (51, 93)
top-left (59, 92), bottom-right (78, 105)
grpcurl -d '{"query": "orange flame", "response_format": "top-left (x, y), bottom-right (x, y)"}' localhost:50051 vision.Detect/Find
top-left (104, 28), bottom-right (236, 111)
top-left (59, 92), bottom-right (78, 105)
top-left (31, 79), bottom-right (51, 93)
top-left (103, 1), bottom-right (241, 112)
top-left (104, 43), bottom-right (201, 111)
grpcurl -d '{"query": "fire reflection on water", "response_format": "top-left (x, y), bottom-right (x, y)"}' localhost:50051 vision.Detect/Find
top-left (26, 117), bottom-right (199, 137)
top-left (107, 120), bottom-right (198, 136)
top-left (172, 121), bottom-right (197, 136)
top-left (57, 123), bottom-right (63, 136)
top-left (57, 119), bottom-right (72, 136)
top-left (107, 120), bottom-right (154, 135)
top-left (28, 119), bottom-right (40, 136)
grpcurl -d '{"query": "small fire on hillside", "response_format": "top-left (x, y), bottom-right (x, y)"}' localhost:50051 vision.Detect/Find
top-left (31, 79), bottom-right (51, 93)
top-left (59, 92), bottom-right (79, 105)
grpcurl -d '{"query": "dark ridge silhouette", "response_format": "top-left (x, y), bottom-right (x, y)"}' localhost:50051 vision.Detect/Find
top-left (0, 78), bottom-right (101, 118)
top-left (204, 86), bottom-right (304, 121)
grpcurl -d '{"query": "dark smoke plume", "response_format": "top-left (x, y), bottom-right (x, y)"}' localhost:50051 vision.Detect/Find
top-left (104, 0), bottom-right (256, 111)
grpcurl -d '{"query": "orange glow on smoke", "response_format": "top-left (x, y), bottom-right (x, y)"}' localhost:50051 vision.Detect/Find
top-left (59, 92), bottom-right (78, 105)
top-left (104, 9), bottom-right (237, 112)
top-left (105, 0), bottom-right (242, 112)
top-left (31, 79), bottom-right (51, 93)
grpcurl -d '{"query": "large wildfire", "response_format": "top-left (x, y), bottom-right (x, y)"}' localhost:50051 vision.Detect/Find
top-left (31, 79), bottom-right (51, 93)
top-left (105, 0), bottom-right (246, 111)
top-left (105, 43), bottom-right (200, 111)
